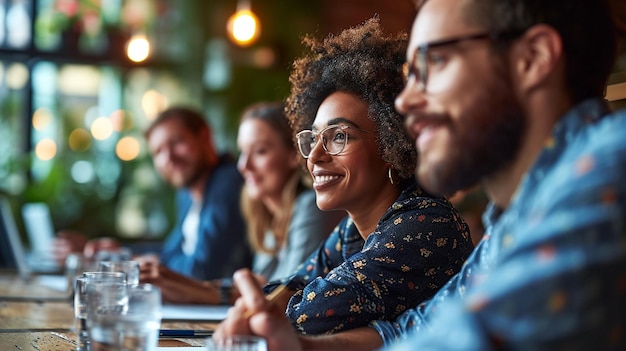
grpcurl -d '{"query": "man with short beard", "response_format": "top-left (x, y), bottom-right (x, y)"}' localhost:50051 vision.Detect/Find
top-left (142, 107), bottom-right (252, 281)
top-left (54, 107), bottom-right (253, 282)
top-left (212, 0), bottom-right (626, 350)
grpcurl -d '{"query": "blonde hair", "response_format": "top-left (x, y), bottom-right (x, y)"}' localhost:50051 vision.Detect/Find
top-left (238, 102), bottom-right (309, 255)
top-left (241, 171), bottom-right (308, 255)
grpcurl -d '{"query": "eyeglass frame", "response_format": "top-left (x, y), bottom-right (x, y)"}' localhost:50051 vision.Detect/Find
top-left (403, 29), bottom-right (528, 92)
top-left (295, 124), bottom-right (374, 159)
top-left (403, 32), bottom-right (492, 92)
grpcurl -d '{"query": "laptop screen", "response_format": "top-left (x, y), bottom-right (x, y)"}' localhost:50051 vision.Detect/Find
top-left (0, 204), bottom-right (18, 270)
top-left (0, 196), bottom-right (30, 278)
top-left (21, 202), bottom-right (56, 256)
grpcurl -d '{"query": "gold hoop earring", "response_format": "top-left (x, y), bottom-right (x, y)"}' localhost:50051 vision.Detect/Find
top-left (388, 167), bottom-right (397, 187)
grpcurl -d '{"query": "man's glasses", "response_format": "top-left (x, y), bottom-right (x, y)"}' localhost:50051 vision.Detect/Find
top-left (402, 32), bottom-right (491, 92)
top-left (295, 124), bottom-right (373, 159)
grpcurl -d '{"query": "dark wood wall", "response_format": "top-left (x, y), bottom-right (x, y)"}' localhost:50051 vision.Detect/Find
top-left (321, 0), bottom-right (417, 36)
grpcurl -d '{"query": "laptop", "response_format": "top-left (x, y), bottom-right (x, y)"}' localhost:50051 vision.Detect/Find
top-left (0, 197), bottom-right (63, 276)
top-left (21, 202), bottom-right (62, 272)
top-left (0, 197), bottom-right (70, 294)
top-left (0, 196), bottom-right (30, 279)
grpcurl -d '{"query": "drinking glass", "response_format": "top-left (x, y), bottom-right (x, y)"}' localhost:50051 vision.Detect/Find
top-left (64, 252), bottom-right (94, 297)
top-left (98, 260), bottom-right (140, 285)
top-left (93, 247), bottom-right (133, 264)
top-left (74, 272), bottom-right (126, 351)
top-left (87, 283), bottom-right (162, 351)
top-left (205, 335), bottom-right (268, 351)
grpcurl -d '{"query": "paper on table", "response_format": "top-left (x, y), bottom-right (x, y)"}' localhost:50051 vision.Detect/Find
top-left (35, 275), bottom-right (68, 292)
top-left (157, 347), bottom-right (203, 350)
top-left (161, 304), bottom-right (231, 322)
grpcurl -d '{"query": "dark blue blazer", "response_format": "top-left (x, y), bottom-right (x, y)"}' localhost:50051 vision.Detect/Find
top-left (160, 155), bottom-right (253, 280)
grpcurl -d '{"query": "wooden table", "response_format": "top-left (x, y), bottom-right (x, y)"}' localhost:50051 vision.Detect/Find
top-left (0, 273), bottom-right (216, 350)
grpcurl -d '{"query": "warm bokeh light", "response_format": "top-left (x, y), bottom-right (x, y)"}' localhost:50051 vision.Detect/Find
top-left (35, 138), bottom-right (57, 161)
top-left (127, 34), bottom-right (150, 62)
top-left (142, 90), bottom-right (169, 121)
top-left (57, 65), bottom-right (101, 96)
top-left (253, 46), bottom-right (276, 68)
top-left (116, 136), bottom-right (141, 161)
top-left (227, 9), bottom-right (260, 46)
top-left (68, 128), bottom-right (92, 151)
top-left (117, 200), bottom-right (147, 238)
top-left (32, 108), bottom-right (53, 131)
top-left (91, 117), bottom-right (114, 140)
top-left (110, 109), bottom-right (133, 131)
top-left (6, 63), bottom-right (29, 90)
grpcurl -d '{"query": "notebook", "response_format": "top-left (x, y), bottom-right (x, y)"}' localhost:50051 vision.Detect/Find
top-left (161, 304), bottom-right (231, 322)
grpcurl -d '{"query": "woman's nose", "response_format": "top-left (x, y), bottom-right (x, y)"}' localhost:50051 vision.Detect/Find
top-left (307, 136), bottom-right (328, 161)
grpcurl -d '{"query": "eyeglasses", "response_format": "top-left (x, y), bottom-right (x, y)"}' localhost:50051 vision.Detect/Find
top-left (295, 124), bottom-right (373, 159)
top-left (402, 32), bottom-right (491, 92)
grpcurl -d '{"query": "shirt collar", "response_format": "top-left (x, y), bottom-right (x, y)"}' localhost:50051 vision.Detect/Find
top-left (482, 98), bottom-right (611, 229)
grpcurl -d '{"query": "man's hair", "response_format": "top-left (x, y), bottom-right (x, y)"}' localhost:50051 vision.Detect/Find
top-left (145, 106), bottom-right (210, 139)
top-left (456, 0), bottom-right (618, 103)
top-left (286, 17), bottom-right (417, 180)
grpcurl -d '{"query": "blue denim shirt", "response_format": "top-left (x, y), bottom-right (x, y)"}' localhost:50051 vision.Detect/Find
top-left (160, 155), bottom-right (253, 280)
top-left (374, 99), bottom-right (626, 350)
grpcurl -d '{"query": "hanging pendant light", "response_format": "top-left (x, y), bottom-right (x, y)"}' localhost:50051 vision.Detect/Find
top-left (126, 33), bottom-right (150, 62)
top-left (226, 0), bottom-right (260, 47)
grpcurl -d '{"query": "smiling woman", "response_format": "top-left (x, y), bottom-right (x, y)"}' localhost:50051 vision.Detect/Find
top-left (255, 17), bottom-right (475, 335)
top-left (236, 102), bottom-right (345, 282)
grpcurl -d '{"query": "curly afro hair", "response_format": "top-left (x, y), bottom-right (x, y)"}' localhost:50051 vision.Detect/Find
top-left (285, 17), bottom-right (417, 180)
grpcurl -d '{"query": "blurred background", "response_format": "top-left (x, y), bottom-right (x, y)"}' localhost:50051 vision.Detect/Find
top-left (0, 0), bottom-right (624, 247)
top-left (0, 0), bottom-right (417, 245)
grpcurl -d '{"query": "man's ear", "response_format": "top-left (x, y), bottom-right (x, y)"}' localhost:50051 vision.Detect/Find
top-left (512, 24), bottom-right (564, 92)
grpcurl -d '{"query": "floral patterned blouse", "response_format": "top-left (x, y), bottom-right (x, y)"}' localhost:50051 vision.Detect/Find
top-left (267, 179), bottom-right (474, 335)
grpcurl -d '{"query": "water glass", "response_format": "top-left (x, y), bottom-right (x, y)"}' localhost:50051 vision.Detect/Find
top-left (65, 253), bottom-right (95, 295)
top-left (74, 272), bottom-right (126, 351)
top-left (93, 247), bottom-right (133, 264)
top-left (87, 283), bottom-right (162, 351)
top-left (205, 336), bottom-right (268, 351)
top-left (98, 260), bottom-right (140, 285)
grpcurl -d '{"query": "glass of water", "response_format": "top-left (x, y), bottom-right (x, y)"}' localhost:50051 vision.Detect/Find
top-left (87, 283), bottom-right (162, 351)
top-left (74, 272), bottom-right (126, 351)
top-left (93, 246), bottom-right (133, 263)
top-left (65, 253), bottom-right (89, 295)
top-left (98, 260), bottom-right (141, 285)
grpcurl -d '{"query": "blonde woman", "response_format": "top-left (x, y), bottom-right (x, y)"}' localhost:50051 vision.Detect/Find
top-left (238, 102), bottom-right (344, 282)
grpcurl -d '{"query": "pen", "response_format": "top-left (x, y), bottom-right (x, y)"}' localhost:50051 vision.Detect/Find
top-left (159, 329), bottom-right (214, 338)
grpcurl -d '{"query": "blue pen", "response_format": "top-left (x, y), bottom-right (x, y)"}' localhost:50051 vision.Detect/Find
top-left (159, 329), bottom-right (213, 338)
